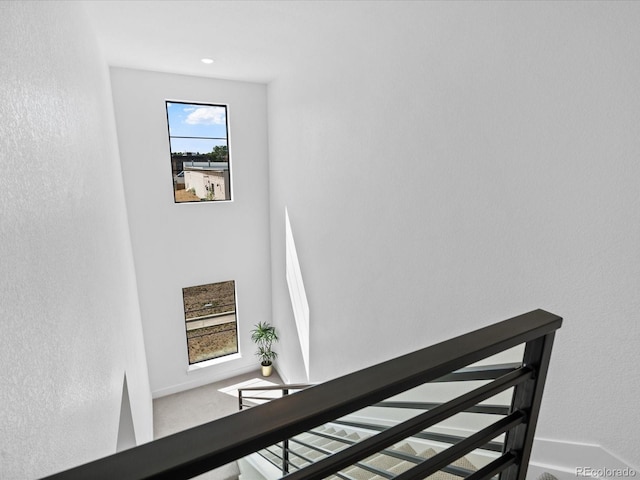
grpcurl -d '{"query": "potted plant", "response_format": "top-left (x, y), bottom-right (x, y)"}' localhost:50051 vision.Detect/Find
top-left (251, 322), bottom-right (278, 377)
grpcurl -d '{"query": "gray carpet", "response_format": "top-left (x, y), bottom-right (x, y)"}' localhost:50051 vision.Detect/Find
top-left (153, 369), bottom-right (282, 479)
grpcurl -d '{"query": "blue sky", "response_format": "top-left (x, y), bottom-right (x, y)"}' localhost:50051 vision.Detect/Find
top-left (166, 102), bottom-right (228, 154)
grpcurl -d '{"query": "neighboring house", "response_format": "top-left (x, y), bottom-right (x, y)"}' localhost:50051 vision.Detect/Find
top-left (183, 164), bottom-right (230, 200)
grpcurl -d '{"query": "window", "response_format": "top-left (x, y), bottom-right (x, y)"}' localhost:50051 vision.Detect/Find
top-left (166, 101), bottom-right (231, 203)
top-left (182, 280), bottom-right (238, 364)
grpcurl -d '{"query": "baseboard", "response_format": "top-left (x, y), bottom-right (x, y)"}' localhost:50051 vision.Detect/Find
top-left (528, 439), bottom-right (638, 480)
top-left (152, 363), bottom-right (259, 398)
top-left (274, 365), bottom-right (290, 384)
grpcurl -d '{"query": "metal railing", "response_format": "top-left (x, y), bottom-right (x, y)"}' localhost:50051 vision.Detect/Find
top-left (42, 309), bottom-right (562, 480)
top-left (238, 384), bottom-right (312, 410)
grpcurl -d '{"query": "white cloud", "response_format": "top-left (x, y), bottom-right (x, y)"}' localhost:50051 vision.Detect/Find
top-left (183, 107), bottom-right (196, 112)
top-left (185, 106), bottom-right (226, 125)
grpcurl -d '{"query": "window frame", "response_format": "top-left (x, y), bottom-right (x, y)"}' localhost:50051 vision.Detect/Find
top-left (165, 100), bottom-right (233, 204)
top-left (181, 280), bottom-right (240, 366)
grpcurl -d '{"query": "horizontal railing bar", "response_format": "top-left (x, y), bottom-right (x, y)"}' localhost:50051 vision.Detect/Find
top-left (433, 363), bottom-right (523, 382)
top-left (290, 436), bottom-right (346, 452)
top-left (374, 401), bottom-right (510, 415)
top-left (238, 384), bottom-right (313, 392)
top-left (44, 310), bottom-right (560, 480)
top-left (263, 446), bottom-right (308, 472)
top-left (282, 367), bottom-right (532, 480)
top-left (258, 446), bottom-right (310, 475)
top-left (263, 446), bottom-right (283, 462)
top-left (289, 431), bottom-right (473, 478)
top-left (257, 450), bottom-right (274, 465)
top-left (292, 430), bottom-right (357, 446)
top-left (465, 452), bottom-right (518, 480)
top-left (391, 412), bottom-right (526, 480)
top-left (332, 472), bottom-right (357, 480)
top-left (343, 463), bottom-right (394, 479)
top-left (287, 437), bottom-right (390, 479)
top-left (290, 431), bottom-right (474, 478)
top-left (258, 446), bottom-right (315, 474)
top-left (332, 420), bottom-right (503, 452)
top-left (240, 395), bottom-right (279, 401)
top-left (285, 446), bottom-right (316, 465)
top-left (287, 438), bottom-right (375, 480)
top-left (288, 438), bottom-right (336, 456)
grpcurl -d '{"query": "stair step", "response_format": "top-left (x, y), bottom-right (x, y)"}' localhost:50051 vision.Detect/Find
top-left (342, 466), bottom-right (380, 480)
top-left (391, 442), bottom-right (418, 456)
top-left (323, 440), bottom-right (349, 452)
top-left (417, 447), bottom-right (438, 459)
top-left (290, 447), bottom-right (323, 460)
top-left (387, 460), bottom-right (415, 475)
top-left (268, 431), bottom-right (478, 480)
top-left (451, 454), bottom-right (476, 471)
top-left (259, 449), bottom-right (280, 465)
top-left (309, 436), bottom-right (335, 447)
top-left (364, 452), bottom-right (406, 471)
top-left (289, 455), bottom-right (310, 468)
top-left (295, 432), bottom-right (317, 442)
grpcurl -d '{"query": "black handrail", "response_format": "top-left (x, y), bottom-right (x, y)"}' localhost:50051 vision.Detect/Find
top-left (42, 309), bottom-right (561, 480)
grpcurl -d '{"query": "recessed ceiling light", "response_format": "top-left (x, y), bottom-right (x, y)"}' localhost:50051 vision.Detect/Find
top-left (201, 58), bottom-right (214, 64)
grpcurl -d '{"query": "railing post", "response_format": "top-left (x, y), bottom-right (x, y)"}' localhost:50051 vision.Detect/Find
top-left (282, 440), bottom-right (289, 475)
top-left (501, 332), bottom-right (557, 480)
top-left (283, 388), bottom-right (289, 474)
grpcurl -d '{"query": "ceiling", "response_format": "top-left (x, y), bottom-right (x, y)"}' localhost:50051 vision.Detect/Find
top-left (82, 0), bottom-right (406, 84)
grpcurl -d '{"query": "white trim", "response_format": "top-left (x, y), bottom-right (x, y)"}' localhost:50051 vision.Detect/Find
top-left (186, 352), bottom-right (242, 372)
top-left (528, 439), bottom-right (639, 480)
top-left (152, 363), bottom-right (257, 398)
top-left (273, 366), bottom-right (290, 384)
top-left (242, 452), bottom-right (282, 480)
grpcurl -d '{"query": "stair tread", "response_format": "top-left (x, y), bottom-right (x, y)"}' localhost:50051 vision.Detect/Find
top-left (363, 453), bottom-right (407, 471)
top-left (392, 442), bottom-right (418, 456)
top-left (387, 460), bottom-right (415, 475)
top-left (310, 436), bottom-right (334, 447)
top-left (451, 455), bottom-right (476, 471)
top-left (417, 447), bottom-right (477, 471)
top-left (343, 466), bottom-right (379, 480)
top-left (323, 440), bottom-right (348, 452)
top-left (417, 447), bottom-right (438, 459)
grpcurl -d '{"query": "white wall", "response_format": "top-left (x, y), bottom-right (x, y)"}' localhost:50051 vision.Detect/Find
top-left (0, 3), bottom-right (153, 479)
top-left (268, 0), bottom-right (640, 469)
top-left (110, 68), bottom-right (272, 397)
